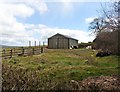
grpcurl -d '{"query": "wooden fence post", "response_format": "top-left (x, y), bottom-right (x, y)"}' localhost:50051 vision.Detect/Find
top-left (13, 48), bottom-right (15, 56)
top-left (33, 48), bottom-right (34, 55)
top-left (29, 41), bottom-right (31, 47)
top-left (2, 49), bottom-right (5, 57)
top-left (10, 49), bottom-right (12, 58)
top-left (3, 49), bottom-right (5, 54)
top-left (22, 48), bottom-right (24, 56)
top-left (35, 41), bottom-right (36, 47)
top-left (39, 41), bottom-right (41, 48)
top-left (41, 47), bottom-right (44, 53)
top-left (14, 48), bottom-right (15, 54)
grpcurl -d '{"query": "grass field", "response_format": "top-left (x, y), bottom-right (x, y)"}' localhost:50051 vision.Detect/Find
top-left (2, 48), bottom-right (119, 90)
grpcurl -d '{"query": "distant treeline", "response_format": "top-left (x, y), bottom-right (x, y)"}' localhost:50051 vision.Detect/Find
top-left (78, 42), bottom-right (93, 48)
top-left (0, 45), bottom-right (20, 49)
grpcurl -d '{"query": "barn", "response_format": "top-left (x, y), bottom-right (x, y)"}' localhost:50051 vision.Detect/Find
top-left (48, 33), bottom-right (78, 49)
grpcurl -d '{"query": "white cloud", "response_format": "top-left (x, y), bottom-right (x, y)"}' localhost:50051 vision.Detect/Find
top-left (1, 21), bottom-right (95, 46)
top-left (24, 24), bottom-right (95, 44)
top-left (57, 0), bottom-right (76, 15)
top-left (22, 0), bottom-right (48, 14)
top-left (0, 0), bottom-right (95, 46)
top-left (85, 17), bottom-right (97, 24)
top-left (0, 0), bottom-right (48, 46)
top-left (44, 0), bottom-right (111, 2)
top-left (1, 0), bottom-right (48, 14)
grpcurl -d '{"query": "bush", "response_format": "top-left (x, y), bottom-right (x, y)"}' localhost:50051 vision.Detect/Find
top-left (78, 42), bottom-right (93, 48)
top-left (93, 30), bottom-right (119, 55)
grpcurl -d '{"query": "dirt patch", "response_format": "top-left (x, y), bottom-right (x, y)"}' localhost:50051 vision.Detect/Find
top-left (70, 75), bottom-right (120, 91)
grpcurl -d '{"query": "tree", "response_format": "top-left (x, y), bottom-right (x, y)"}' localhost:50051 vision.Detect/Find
top-left (89, 1), bottom-right (120, 54)
top-left (89, 17), bottom-right (106, 35)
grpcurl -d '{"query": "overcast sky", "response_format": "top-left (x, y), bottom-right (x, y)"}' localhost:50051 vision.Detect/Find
top-left (0, 0), bottom-right (111, 46)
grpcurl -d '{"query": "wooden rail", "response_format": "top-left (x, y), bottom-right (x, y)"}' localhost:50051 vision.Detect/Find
top-left (0, 47), bottom-right (44, 59)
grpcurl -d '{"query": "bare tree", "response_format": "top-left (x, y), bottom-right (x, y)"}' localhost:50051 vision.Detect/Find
top-left (89, 17), bottom-right (106, 35)
top-left (89, 1), bottom-right (120, 54)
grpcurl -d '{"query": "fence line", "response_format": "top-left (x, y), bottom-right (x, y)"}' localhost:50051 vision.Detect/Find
top-left (0, 47), bottom-right (44, 59)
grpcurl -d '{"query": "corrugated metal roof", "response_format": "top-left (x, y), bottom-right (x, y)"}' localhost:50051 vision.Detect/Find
top-left (48, 33), bottom-right (78, 41)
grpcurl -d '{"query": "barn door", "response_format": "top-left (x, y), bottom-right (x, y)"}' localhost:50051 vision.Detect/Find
top-left (57, 38), bottom-right (59, 49)
top-left (54, 38), bottom-right (59, 49)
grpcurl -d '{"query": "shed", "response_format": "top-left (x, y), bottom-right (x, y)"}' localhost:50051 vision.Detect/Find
top-left (48, 33), bottom-right (78, 49)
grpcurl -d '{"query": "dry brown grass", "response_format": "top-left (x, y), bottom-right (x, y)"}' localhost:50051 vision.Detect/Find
top-left (2, 48), bottom-right (119, 91)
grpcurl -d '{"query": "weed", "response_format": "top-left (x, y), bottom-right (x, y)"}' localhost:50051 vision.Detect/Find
top-left (2, 49), bottom-right (119, 90)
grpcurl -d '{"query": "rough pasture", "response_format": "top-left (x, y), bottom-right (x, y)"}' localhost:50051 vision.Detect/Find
top-left (2, 48), bottom-right (119, 90)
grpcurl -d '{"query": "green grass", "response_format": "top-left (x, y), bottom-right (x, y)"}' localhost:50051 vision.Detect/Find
top-left (2, 48), bottom-right (119, 90)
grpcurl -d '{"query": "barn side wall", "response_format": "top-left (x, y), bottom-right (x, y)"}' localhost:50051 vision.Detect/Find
top-left (48, 38), bottom-right (53, 49)
top-left (69, 39), bottom-right (78, 48)
top-left (48, 35), bottom-right (69, 49)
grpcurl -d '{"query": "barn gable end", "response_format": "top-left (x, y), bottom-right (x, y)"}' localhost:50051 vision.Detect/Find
top-left (48, 33), bottom-right (78, 49)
